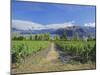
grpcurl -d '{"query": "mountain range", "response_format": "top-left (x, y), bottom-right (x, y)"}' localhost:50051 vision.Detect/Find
top-left (12, 25), bottom-right (96, 38)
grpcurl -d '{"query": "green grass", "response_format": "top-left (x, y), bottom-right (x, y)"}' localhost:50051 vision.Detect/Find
top-left (55, 41), bottom-right (96, 63)
top-left (12, 40), bottom-right (50, 63)
top-left (12, 41), bottom-right (49, 53)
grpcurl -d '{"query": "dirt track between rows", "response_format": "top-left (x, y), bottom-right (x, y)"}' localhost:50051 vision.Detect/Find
top-left (12, 42), bottom-right (95, 74)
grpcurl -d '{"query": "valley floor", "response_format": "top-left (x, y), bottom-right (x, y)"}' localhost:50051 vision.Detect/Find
top-left (11, 42), bottom-right (96, 74)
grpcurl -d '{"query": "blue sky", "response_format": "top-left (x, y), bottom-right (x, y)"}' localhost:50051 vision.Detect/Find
top-left (12, 1), bottom-right (96, 30)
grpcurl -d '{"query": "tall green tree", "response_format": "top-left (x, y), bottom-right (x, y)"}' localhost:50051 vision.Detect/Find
top-left (73, 32), bottom-right (79, 41)
top-left (61, 31), bottom-right (67, 40)
top-left (88, 33), bottom-right (93, 41)
top-left (30, 35), bottom-right (32, 40)
top-left (47, 32), bottom-right (50, 40)
top-left (54, 34), bottom-right (59, 40)
top-left (35, 34), bottom-right (38, 40)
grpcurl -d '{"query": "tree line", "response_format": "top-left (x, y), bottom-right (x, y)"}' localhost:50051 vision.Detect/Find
top-left (12, 31), bottom-right (95, 41)
top-left (12, 32), bottom-right (50, 41)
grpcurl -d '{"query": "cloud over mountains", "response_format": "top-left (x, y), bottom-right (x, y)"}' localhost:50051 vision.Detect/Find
top-left (12, 20), bottom-right (74, 30)
top-left (12, 20), bottom-right (95, 30)
top-left (84, 22), bottom-right (95, 27)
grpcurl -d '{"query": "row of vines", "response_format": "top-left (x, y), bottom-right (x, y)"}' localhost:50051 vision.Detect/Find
top-left (55, 41), bottom-right (96, 63)
top-left (11, 41), bottom-right (49, 64)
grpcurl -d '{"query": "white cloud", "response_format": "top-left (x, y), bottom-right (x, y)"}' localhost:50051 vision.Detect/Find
top-left (84, 22), bottom-right (95, 27)
top-left (12, 20), bottom-right (45, 30)
top-left (45, 22), bottom-right (74, 29)
top-left (12, 20), bottom-right (74, 30)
